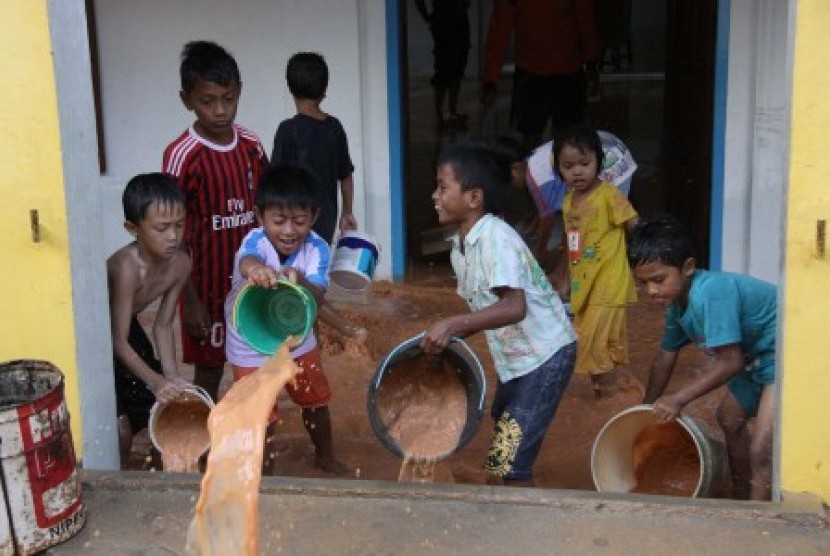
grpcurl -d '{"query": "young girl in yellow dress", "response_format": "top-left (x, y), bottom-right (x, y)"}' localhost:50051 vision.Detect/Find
top-left (550, 123), bottom-right (639, 398)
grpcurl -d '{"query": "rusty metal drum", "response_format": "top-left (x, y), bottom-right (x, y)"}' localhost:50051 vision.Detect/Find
top-left (0, 360), bottom-right (86, 555)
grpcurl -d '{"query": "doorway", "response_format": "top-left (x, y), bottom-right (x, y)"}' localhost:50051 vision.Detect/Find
top-left (401, 0), bottom-right (717, 268)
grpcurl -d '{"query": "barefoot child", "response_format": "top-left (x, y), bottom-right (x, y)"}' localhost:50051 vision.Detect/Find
top-left (420, 140), bottom-right (576, 487)
top-left (224, 163), bottom-right (355, 476)
top-left (107, 173), bottom-right (192, 466)
top-left (629, 216), bottom-right (777, 500)
top-left (550, 123), bottom-right (639, 398)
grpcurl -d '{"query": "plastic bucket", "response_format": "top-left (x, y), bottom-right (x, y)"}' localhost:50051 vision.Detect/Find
top-left (148, 385), bottom-right (215, 461)
top-left (329, 231), bottom-right (379, 292)
top-left (232, 279), bottom-right (317, 355)
top-left (367, 334), bottom-right (486, 462)
top-left (0, 360), bottom-right (85, 555)
top-left (591, 405), bottom-right (728, 498)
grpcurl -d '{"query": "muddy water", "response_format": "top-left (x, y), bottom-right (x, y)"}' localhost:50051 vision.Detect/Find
top-left (630, 421), bottom-right (700, 496)
top-left (186, 342), bottom-right (301, 556)
top-left (154, 399), bottom-right (211, 473)
top-left (375, 354), bottom-right (467, 482)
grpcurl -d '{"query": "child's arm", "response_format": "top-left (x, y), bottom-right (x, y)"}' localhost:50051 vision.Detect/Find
top-left (152, 254), bottom-right (192, 386)
top-left (108, 256), bottom-right (184, 404)
top-left (180, 277), bottom-right (211, 340)
top-left (319, 301), bottom-right (368, 343)
top-left (652, 343), bottom-right (745, 422)
top-left (339, 174), bottom-right (358, 233)
top-left (643, 348), bottom-right (679, 404)
top-left (420, 287), bottom-right (526, 354)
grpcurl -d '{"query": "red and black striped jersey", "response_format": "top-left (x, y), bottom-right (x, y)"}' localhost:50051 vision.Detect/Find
top-left (162, 124), bottom-right (268, 317)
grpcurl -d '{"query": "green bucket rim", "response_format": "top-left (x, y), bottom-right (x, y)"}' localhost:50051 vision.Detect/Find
top-left (232, 279), bottom-right (317, 355)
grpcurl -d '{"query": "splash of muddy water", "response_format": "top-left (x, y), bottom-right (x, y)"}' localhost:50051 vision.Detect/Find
top-left (186, 341), bottom-right (301, 556)
top-left (376, 355), bottom-right (467, 482)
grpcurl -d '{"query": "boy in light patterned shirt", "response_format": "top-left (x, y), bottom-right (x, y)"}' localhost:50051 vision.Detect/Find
top-left (421, 140), bottom-right (577, 486)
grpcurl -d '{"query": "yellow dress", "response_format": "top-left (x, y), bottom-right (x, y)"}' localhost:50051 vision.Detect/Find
top-left (562, 182), bottom-right (637, 375)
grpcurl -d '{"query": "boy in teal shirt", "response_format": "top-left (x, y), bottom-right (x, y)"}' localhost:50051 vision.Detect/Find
top-left (628, 216), bottom-right (777, 500)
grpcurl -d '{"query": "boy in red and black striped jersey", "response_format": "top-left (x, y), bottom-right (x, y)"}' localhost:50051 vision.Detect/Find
top-left (162, 41), bottom-right (268, 402)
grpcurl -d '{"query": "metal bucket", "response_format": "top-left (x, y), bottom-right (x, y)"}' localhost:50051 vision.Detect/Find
top-left (0, 360), bottom-right (86, 555)
top-left (148, 385), bottom-right (214, 460)
top-left (367, 334), bottom-right (486, 462)
top-left (591, 404), bottom-right (728, 498)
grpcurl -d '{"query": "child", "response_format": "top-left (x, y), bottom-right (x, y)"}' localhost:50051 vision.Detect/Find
top-left (628, 216), bottom-right (777, 500)
top-left (500, 131), bottom-right (638, 267)
top-left (107, 173), bottom-right (192, 466)
top-left (271, 52), bottom-right (357, 245)
top-left (224, 163), bottom-right (349, 476)
top-left (162, 41), bottom-right (269, 402)
top-left (420, 140), bottom-right (577, 487)
top-left (550, 123), bottom-right (639, 398)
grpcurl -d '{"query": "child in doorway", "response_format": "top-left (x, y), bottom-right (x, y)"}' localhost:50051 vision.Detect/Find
top-left (224, 163), bottom-right (353, 476)
top-left (107, 173), bottom-right (192, 466)
top-left (162, 41), bottom-right (269, 402)
top-left (629, 216), bottom-right (777, 500)
top-left (500, 130), bottom-right (637, 265)
top-left (271, 51), bottom-right (357, 245)
top-left (550, 123), bottom-right (639, 399)
top-left (420, 140), bottom-right (577, 486)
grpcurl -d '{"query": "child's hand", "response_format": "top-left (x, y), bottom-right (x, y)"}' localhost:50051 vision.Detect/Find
top-left (152, 377), bottom-right (185, 404)
top-left (183, 298), bottom-right (211, 340)
top-left (247, 264), bottom-right (281, 288)
top-left (652, 394), bottom-right (685, 422)
top-left (420, 320), bottom-right (454, 355)
top-left (339, 212), bottom-right (358, 233)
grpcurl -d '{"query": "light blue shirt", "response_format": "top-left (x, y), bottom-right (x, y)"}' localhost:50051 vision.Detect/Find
top-left (661, 270), bottom-right (777, 368)
top-left (224, 228), bottom-right (329, 367)
top-left (452, 214), bottom-right (576, 382)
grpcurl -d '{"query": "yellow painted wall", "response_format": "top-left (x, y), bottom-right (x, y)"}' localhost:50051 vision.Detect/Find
top-left (0, 2), bottom-right (83, 451)
top-left (781, 0), bottom-right (830, 501)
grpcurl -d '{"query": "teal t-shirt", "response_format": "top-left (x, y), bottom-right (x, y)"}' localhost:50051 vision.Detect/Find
top-left (660, 270), bottom-right (777, 368)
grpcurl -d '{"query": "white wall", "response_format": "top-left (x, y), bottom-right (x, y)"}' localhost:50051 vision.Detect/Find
top-left (722, 0), bottom-right (790, 283)
top-left (93, 0), bottom-right (392, 279)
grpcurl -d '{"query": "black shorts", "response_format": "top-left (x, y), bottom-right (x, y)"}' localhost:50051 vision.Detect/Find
top-left (113, 317), bottom-right (163, 432)
top-left (511, 68), bottom-right (587, 136)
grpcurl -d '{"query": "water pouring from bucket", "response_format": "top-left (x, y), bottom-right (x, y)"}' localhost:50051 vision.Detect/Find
top-left (232, 279), bottom-right (318, 355)
top-left (367, 334), bottom-right (486, 467)
top-left (149, 385), bottom-right (215, 473)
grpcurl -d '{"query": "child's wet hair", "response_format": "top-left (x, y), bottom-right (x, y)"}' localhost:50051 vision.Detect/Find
top-left (438, 139), bottom-right (507, 215)
top-left (552, 123), bottom-right (604, 175)
top-left (122, 173), bottom-right (184, 225)
top-left (286, 52), bottom-right (329, 101)
top-left (180, 41), bottom-right (240, 94)
top-left (627, 215), bottom-right (694, 269)
top-left (255, 163), bottom-right (319, 213)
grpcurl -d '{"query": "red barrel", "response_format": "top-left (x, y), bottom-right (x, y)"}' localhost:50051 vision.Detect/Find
top-left (0, 360), bottom-right (86, 555)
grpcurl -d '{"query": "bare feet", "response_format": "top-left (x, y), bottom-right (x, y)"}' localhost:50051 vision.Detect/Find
top-left (314, 454), bottom-right (350, 476)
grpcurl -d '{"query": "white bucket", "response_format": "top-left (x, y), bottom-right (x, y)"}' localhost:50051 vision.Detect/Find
top-left (329, 231), bottom-right (379, 292)
top-left (148, 386), bottom-right (214, 459)
top-left (0, 360), bottom-right (86, 555)
top-left (591, 405), bottom-right (727, 498)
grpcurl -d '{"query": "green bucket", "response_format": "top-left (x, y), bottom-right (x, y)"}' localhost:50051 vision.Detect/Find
top-left (232, 279), bottom-right (317, 355)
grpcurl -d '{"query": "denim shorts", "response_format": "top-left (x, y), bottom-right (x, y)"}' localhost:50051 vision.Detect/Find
top-left (485, 342), bottom-right (577, 481)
